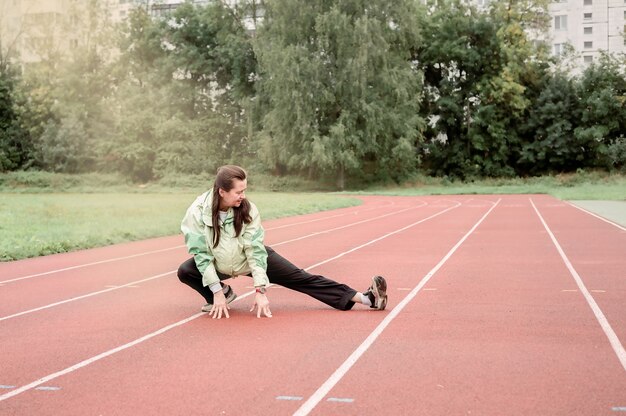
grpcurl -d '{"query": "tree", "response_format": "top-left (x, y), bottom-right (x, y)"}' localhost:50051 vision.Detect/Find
top-left (472, 0), bottom-right (551, 177)
top-left (418, 0), bottom-right (551, 178)
top-left (255, 0), bottom-right (424, 188)
top-left (519, 72), bottom-right (582, 174)
top-left (159, 2), bottom-right (257, 117)
top-left (20, 0), bottom-right (116, 173)
top-left (0, 2), bottom-right (33, 171)
top-left (105, 2), bottom-right (258, 181)
top-left (0, 61), bottom-right (31, 171)
top-left (416, 0), bottom-right (502, 177)
top-left (574, 53), bottom-right (626, 171)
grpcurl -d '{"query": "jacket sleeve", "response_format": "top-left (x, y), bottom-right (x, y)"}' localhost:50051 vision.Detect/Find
top-left (180, 195), bottom-right (220, 288)
top-left (242, 203), bottom-right (269, 287)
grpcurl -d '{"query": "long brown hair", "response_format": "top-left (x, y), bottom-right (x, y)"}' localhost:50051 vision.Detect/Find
top-left (211, 165), bottom-right (252, 248)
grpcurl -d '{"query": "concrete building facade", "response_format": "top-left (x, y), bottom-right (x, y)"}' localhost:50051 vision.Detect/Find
top-left (549, 0), bottom-right (626, 65)
top-left (0, 0), bottom-right (81, 64)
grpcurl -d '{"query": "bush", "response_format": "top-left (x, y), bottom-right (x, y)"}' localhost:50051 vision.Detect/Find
top-left (605, 137), bottom-right (626, 172)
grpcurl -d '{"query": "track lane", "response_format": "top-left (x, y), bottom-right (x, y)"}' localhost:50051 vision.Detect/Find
top-left (530, 196), bottom-right (626, 369)
top-left (309, 195), bottom-right (626, 416)
top-left (0, 197), bottom-right (463, 404)
top-left (6, 195), bottom-right (619, 416)
top-left (0, 197), bottom-right (428, 317)
top-left (0, 235), bottom-right (183, 284)
top-left (0, 197), bottom-right (484, 414)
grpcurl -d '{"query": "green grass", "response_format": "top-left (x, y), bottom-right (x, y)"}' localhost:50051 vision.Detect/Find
top-left (348, 172), bottom-right (626, 201)
top-left (0, 192), bottom-right (360, 261)
top-left (1, 170), bottom-right (624, 261)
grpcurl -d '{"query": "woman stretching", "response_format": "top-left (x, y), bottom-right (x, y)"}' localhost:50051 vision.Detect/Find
top-left (177, 165), bottom-right (387, 319)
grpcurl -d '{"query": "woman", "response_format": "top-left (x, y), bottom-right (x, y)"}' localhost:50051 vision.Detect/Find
top-left (177, 165), bottom-right (387, 319)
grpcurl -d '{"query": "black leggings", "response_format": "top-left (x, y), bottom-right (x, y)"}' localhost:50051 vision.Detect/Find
top-left (177, 246), bottom-right (357, 311)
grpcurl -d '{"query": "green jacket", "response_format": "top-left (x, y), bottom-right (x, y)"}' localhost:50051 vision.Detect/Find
top-left (181, 191), bottom-right (269, 288)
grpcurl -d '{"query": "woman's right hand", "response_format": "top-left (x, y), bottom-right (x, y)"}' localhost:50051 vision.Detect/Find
top-left (209, 290), bottom-right (230, 319)
top-left (250, 293), bottom-right (272, 318)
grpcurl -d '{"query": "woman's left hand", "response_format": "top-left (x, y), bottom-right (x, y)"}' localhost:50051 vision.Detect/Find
top-left (250, 293), bottom-right (272, 318)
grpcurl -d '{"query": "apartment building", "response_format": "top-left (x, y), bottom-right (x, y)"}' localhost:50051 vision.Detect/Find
top-left (550, 0), bottom-right (626, 65)
top-left (0, 0), bottom-right (212, 64)
top-left (108, 0), bottom-right (142, 22)
top-left (107, 0), bottom-right (209, 22)
top-left (109, 1), bottom-right (266, 35)
top-left (0, 0), bottom-right (82, 63)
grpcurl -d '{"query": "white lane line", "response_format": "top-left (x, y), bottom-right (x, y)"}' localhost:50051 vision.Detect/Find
top-left (0, 271), bottom-right (175, 322)
top-left (0, 246), bottom-right (185, 285)
top-left (34, 386), bottom-right (61, 391)
top-left (327, 397), bottom-right (354, 403)
top-left (530, 198), bottom-right (626, 372)
top-left (273, 202), bottom-right (427, 247)
top-left (292, 199), bottom-right (501, 416)
top-left (276, 396), bottom-right (304, 401)
top-left (104, 285), bottom-right (139, 289)
top-left (303, 203), bottom-right (462, 272)
top-left (0, 307), bottom-right (212, 403)
top-left (566, 202), bottom-right (626, 232)
top-left (265, 203), bottom-right (395, 231)
top-left (0, 200), bottom-right (462, 402)
top-left (0, 204), bottom-right (428, 322)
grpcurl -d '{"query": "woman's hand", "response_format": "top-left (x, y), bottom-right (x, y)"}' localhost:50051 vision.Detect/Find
top-left (209, 290), bottom-right (230, 319)
top-left (250, 293), bottom-right (272, 318)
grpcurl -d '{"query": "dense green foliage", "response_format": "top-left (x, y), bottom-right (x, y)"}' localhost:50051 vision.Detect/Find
top-left (1, 0), bottom-right (625, 187)
top-left (0, 61), bottom-right (31, 170)
top-left (255, 0), bottom-right (424, 187)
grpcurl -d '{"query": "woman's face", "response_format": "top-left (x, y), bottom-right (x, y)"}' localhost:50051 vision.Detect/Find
top-left (219, 178), bottom-right (247, 210)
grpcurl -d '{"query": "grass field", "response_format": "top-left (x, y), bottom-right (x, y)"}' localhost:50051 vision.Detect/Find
top-left (1, 170), bottom-right (623, 261)
top-left (0, 192), bottom-right (360, 261)
top-left (347, 172), bottom-right (626, 200)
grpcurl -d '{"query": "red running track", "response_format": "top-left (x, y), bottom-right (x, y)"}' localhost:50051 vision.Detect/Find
top-left (0, 195), bottom-right (624, 415)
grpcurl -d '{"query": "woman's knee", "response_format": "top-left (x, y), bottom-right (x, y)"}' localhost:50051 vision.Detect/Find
top-left (177, 258), bottom-right (197, 282)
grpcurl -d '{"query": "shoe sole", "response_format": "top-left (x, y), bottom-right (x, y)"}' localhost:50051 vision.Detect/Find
top-left (371, 276), bottom-right (387, 310)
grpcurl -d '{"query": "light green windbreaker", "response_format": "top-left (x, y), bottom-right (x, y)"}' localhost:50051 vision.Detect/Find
top-left (180, 191), bottom-right (269, 288)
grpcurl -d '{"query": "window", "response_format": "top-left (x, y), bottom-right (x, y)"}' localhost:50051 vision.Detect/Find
top-left (624, 10), bottom-right (626, 19)
top-left (583, 12), bottom-right (592, 20)
top-left (555, 15), bottom-right (568, 30)
top-left (583, 55), bottom-right (593, 63)
top-left (584, 41), bottom-right (593, 48)
top-left (554, 43), bottom-right (565, 56)
top-left (583, 0), bottom-right (592, 5)
top-left (584, 26), bottom-right (593, 34)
